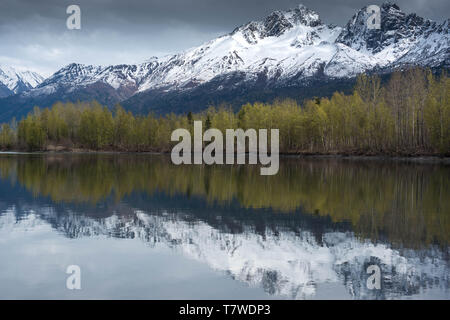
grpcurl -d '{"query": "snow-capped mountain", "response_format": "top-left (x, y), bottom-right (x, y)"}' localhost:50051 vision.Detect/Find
top-left (34, 61), bottom-right (159, 97)
top-left (336, 3), bottom-right (449, 68)
top-left (0, 65), bottom-right (44, 98)
top-left (0, 2), bottom-right (448, 121)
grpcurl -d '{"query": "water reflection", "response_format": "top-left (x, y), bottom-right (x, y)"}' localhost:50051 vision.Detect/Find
top-left (0, 154), bottom-right (448, 299)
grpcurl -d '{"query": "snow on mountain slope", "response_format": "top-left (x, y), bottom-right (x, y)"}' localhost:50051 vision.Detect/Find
top-left (0, 65), bottom-right (44, 97)
top-left (395, 20), bottom-right (450, 68)
top-left (336, 3), bottom-right (450, 68)
top-left (28, 61), bottom-right (159, 97)
top-left (136, 5), bottom-right (344, 91)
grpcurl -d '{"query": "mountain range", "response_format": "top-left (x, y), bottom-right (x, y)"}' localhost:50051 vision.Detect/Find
top-left (0, 2), bottom-right (448, 122)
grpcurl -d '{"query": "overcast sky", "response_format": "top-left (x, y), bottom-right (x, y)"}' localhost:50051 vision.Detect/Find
top-left (0, 0), bottom-right (448, 77)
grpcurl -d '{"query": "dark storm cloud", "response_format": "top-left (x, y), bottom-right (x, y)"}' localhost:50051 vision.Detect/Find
top-left (0, 0), bottom-right (448, 76)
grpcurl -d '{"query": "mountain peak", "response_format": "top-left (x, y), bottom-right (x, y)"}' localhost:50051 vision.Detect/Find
top-left (336, 2), bottom-right (439, 53)
top-left (0, 65), bottom-right (44, 97)
top-left (232, 4), bottom-right (322, 42)
top-left (270, 4), bottom-right (322, 28)
top-left (293, 4), bottom-right (321, 25)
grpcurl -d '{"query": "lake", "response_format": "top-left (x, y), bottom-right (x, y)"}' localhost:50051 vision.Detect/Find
top-left (0, 153), bottom-right (448, 299)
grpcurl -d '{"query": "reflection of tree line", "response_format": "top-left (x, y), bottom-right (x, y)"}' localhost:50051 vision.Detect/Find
top-left (0, 154), bottom-right (448, 248)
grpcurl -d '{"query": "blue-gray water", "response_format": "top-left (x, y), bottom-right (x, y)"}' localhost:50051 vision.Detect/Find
top-left (0, 154), bottom-right (448, 299)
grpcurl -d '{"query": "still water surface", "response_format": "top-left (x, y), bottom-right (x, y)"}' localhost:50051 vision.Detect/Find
top-left (0, 154), bottom-right (448, 299)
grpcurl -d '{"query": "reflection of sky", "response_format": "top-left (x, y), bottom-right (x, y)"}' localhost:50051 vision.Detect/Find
top-left (0, 210), bottom-right (272, 300)
top-left (0, 207), bottom-right (448, 300)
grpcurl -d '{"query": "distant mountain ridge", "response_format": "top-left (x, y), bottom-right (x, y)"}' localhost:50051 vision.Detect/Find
top-left (0, 2), bottom-right (448, 121)
top-left (0, 65), bottom-right (44, 98)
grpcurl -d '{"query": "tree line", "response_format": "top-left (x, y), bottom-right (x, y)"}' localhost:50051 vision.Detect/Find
top-left (0, 67), bottom-right (448, 155)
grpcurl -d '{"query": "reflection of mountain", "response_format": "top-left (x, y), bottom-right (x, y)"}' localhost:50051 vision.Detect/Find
top-left (0, 206), bottom-right (448, 300)
top-left (0, 154), bottom-right (448, 249)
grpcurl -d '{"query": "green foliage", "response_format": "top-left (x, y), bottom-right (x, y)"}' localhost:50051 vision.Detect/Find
top-left (18, 109), bottom-right (46, 151)
top-left (0, 123), bottom-right (15, 149)
top-left (79, 103), bottom-right (114, 149)
top-left (424, 72), bottom-right (450, 153)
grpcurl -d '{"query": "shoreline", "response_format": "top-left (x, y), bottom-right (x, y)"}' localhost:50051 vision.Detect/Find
top-left (0, 150), bottom-right (449, 164)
